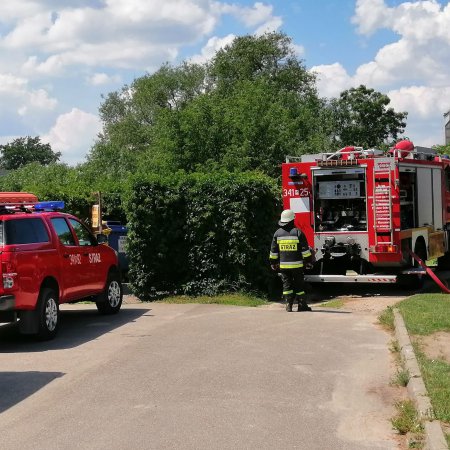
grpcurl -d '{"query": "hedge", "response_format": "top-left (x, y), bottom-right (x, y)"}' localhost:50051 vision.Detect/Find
top-left (125, 171), bottom-right (280, 299)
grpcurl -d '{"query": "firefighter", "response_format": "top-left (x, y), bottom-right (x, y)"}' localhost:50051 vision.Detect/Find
top-left (269, 209), bottom-right (312, 312)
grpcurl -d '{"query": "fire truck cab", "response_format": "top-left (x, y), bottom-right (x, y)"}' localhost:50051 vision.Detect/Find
top-left (282, 140), bottom-right (450, 284)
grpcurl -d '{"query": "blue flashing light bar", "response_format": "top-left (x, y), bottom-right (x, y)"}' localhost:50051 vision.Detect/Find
top-left (34, 201), bottom-right (65, 211)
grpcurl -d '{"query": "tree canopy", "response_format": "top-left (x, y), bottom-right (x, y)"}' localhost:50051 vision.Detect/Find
top-left (0, 136), bottom-right (61, 170)
top-left (88, 33), bottom-right (336, 178)
top-left (87, 34), bottom-right (409, 180)
top-left (329, 85), bottom-right (407, 149)
top-left (1, 32), bottom-right (410, 210)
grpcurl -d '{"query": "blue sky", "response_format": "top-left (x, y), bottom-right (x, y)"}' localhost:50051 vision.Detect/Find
top-left (0, 0), bottom-right (449, 165)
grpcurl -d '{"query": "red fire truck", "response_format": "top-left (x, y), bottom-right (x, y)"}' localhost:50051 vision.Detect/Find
top-left (282, 140), bottom-right (450, 284)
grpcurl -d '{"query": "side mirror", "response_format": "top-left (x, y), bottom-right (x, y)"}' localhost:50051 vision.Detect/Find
top-left (97, 234), bottom-right (108, 245)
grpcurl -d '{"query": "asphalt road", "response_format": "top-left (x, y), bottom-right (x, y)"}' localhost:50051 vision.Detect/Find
top-left (0, 294), bottom-right (406, 450)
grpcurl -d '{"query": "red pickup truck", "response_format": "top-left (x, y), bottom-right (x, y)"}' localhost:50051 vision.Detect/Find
top-left (0, 194), bottom-right (123, 340)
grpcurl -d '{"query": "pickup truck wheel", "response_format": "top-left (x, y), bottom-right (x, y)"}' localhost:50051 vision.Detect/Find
top-left (37, 288), bottom-right (59, 340)
top-left (96, 272), bottom-right (122, 315)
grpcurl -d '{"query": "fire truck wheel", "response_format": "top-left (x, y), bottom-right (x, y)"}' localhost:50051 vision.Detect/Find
top-left (357, 260), bottom-right (372, 275)
top-left (437, 253), bottom-right (450, 270)
top-left (36, 288), bottom-right (59, 340)
top-left (96, 271), bottom-right (123, 315)
top-left (397, 274), bottom-right (424, 291)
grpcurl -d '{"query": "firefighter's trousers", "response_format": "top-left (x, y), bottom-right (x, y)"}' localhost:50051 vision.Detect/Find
top-left (279, 268), bottom-right (306, 305)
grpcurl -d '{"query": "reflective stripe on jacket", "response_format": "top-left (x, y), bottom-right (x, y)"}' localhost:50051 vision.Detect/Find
top-left (269, 224), bottom-right (311, 270)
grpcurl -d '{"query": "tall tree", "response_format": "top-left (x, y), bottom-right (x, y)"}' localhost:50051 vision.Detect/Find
top-left (329, 85), bottom-right (407, 148)
top-left (89, 32), bottom-right (330, 178)
top-left (0, 136), bottom-right (61, 170)
top-left (432, 143), bottom-right (450, 155)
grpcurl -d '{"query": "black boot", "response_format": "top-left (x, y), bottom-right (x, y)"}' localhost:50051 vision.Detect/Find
top-left (298, 299), bottom-right (312, 312)
top-left (285, 295), bottom-right (294, 312)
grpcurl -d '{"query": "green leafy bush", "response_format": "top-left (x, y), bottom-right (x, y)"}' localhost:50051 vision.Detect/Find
top-left (126, 171), bottom-right (280, 299)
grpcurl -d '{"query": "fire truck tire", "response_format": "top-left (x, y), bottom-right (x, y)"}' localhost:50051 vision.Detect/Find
top-left (396, 274), bottom-right (424, 290)
top-left (36, 288), bottom-right (59, 340)
top-left (437, 252), bottom-right (450, 270)
top-left (95, 270), bottom-right (123, 314)
top-left (357, 259), bottom-right (372, 275)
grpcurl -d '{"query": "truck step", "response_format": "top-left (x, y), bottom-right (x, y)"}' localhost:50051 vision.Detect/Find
top-left (305, 274), bottom-right (397, 283)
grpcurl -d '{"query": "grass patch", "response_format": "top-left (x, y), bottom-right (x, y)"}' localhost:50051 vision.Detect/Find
top-left (316, 299), bottom-right (344, 309)
top-left (396, 294), bottom-right (450, 423)
top-left (413, 345), bottom-right (450, 422)
top-left (158, 293), bottom-right (268, 307)
top-left (446, 433), bottom-right (450, 447)
top-left (407, 434), bottom-right (425, 449)
top-left (378, 306), bottom-right (395, 331)
top-left (397, 294), bottom-right (450, 335)
top-left (391, 400), bottom-right (423, 435)
top-left (391, 368), bottom-right (410, 387)
top-left (389, 339), bottom-right (401, 354)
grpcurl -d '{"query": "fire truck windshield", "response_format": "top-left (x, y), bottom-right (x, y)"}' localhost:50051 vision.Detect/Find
top-left (313, 170), bottom-right (367, 232)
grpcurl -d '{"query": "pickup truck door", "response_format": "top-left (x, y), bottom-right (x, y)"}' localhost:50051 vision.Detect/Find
top-left (50, 217), bottom-right (86, 301)
top-left (67, 218), bottom-right (105, 294)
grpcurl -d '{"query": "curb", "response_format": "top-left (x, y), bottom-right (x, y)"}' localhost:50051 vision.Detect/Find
top-left (393, 308), bottom-right (448, 450)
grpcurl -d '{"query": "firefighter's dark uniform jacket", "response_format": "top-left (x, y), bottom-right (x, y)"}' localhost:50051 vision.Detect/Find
top-left (269, 223), bottom-right (311, 269)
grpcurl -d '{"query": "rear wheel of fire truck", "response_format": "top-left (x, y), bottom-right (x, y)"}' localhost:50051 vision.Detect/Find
top-left (96, 270), bottom-right (123, 314)
top-left (437, 252), bottom-right (450, 270)
top-left (36, 288), bottom-right (59, 340)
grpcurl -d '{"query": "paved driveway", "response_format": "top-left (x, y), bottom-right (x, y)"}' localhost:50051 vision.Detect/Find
top-left (0, 295), bottom-right (404, 450)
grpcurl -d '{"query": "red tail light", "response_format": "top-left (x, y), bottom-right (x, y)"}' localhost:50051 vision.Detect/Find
top-left (2, 261), bottom-right (17, 289)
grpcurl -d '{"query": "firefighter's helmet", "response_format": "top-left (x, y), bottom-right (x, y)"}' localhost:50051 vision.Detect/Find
top-left (279, 209), bottom-right (295, 226)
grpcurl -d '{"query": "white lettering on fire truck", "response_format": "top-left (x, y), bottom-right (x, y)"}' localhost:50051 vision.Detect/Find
top-left (89, 253), bottom-right (101, 264)
top-left (283, 188), bottom-right (309, 197)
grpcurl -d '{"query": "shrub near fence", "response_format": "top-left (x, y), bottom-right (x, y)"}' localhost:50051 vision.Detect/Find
top-left (126, 171), bottom-right (280, 299)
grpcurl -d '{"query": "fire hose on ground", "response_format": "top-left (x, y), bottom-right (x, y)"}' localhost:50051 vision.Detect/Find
top-left (408, 250), bottom-right (450, 294)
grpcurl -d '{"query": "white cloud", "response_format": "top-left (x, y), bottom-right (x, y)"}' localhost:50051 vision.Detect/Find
top-left (254, 15), bottom-right (283, 35)
top-left (0, 73), bottom-right (28, 93)
top-left (87, 72), bottom-right (121, 86)
top-left (387, 85), bottom-right (450, 146)
top-left (42, 108), bottom-right (102, 165)
top-left (0, 1), bottom-right (43, 23)
top-left (388, 86), bottom-right (450, 119)
top-left (238, 2), bottom-right (275, 27)
top-left (312, 0), bottom-right (450, 146)
top-left (350, 0), bottom-right (450, 87)
top-left (190, 34), bottom-right (236, 64)
top-left (0, 1), bottom-right (283, 78)
top-left (0, 1), bottom-right (222, 76)
top-left (218, 2), bottom-right (282, 35)
top-left (0, 72), bottom-right (57, 116)
top-left (310, 63), bottom-right (353, 98)
top-left (291, 43), bottom-right (305, 58)
top-left (352, 0), bottom-right (393, 35)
